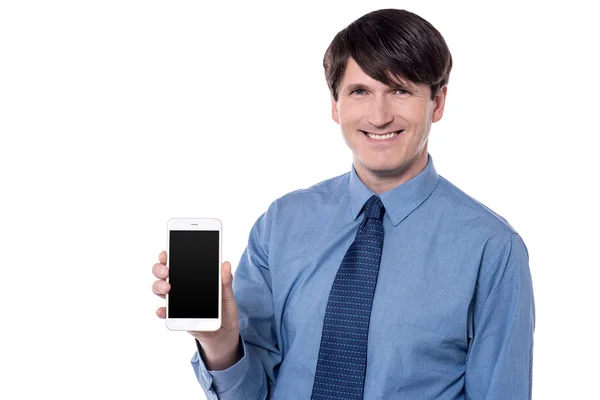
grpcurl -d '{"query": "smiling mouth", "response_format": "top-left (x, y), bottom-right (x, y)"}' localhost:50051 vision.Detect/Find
top-left (362, 130), bottom-right (404, 140)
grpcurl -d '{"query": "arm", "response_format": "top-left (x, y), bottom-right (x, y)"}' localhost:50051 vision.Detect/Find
top-left (465, 232), bottom-right (535, 399)
top-left (191, 209), bottom-right (281, 400)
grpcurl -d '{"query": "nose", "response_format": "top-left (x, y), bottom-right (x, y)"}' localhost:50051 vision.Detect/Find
top-left (367, 95), bottom-right (394, 128)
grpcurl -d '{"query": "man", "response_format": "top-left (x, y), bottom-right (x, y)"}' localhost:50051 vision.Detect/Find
top-left (152, 8), bottom-right (535, 399)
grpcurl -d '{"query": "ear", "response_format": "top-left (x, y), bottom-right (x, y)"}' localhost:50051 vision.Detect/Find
top-left (331, 93), bottom-right (340, 124)
top-left (432, 86), bottom-right (447, 123)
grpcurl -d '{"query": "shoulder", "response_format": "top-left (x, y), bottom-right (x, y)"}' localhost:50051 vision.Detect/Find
top-left (268, 171), bottom-right (350, 214)
top-left (249, 172), bottom-right (350, 237)
top-left (248, 172), bottom-right (351, 246)
top-left (430, 175), bottom-right (529, 267)
top-left (433, 174), bottom-right (518, 237)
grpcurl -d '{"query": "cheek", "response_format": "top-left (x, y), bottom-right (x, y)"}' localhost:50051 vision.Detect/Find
top-left (403, 103), bottom-right (426, 121)
top-left (337, 115), bottom-right (355, 134)
top-left (338, 102), bottom-right (365, 124)
top-left (414, 101), bottom-right (435, 121)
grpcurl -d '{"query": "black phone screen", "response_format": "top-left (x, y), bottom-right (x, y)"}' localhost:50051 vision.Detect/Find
top-left (168, 230), bottom-right (219, 318)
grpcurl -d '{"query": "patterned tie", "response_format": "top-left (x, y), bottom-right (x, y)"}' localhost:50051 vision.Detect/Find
top-left (311, 195), bottom-right (385, 400)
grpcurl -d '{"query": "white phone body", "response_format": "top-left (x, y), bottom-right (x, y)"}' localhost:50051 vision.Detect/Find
top-left (166, 218), bottom-right (222, 331)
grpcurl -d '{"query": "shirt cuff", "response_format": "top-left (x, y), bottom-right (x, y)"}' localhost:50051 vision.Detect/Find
top-left (190, 335), bottom-right (249, 396)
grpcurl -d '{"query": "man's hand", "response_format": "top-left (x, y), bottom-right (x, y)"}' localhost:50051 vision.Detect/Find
top-left (152, 250), bottom-right (242, 370)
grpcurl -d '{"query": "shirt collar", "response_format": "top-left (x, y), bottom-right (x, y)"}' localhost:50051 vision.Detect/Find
top-left (348, 153), bottom-right (440, 226)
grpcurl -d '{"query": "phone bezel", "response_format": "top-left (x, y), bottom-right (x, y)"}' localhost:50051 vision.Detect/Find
top-left (165, 218), bottom-right (222, 332)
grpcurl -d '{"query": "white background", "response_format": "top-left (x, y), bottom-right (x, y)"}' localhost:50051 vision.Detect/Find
top-left (1, 1), bottom-right (598, 398)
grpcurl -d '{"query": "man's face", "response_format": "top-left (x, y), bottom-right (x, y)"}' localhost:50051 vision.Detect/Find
top-left (332, 57), bottom-right (446, 186)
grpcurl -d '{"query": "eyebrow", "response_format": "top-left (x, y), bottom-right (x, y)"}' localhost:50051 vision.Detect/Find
top-left (345, 83), bottom-right (370, 93)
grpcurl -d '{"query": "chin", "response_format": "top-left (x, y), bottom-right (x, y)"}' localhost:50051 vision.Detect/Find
top-left (358, 159), bottom-right (407, 176)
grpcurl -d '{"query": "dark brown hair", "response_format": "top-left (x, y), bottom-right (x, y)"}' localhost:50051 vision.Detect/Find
top-left (324, 9), bottom-right (452, 101)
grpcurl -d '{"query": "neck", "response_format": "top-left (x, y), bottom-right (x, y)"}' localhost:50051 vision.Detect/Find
top-left (354, 153), bottom-right (428, 194)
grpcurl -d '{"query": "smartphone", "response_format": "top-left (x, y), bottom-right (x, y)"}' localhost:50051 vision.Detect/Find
top-left (165, 218), bottom-right (222, 331)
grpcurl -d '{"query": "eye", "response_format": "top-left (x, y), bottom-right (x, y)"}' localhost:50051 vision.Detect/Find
top-left (351, 88), bottom-right (366, 95)
top-left (395, 88), bottom-right (410, 95)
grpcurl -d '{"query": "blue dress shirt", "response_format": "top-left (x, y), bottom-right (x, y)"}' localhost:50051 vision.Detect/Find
top-left (191, 154), bottom-right (535, 399)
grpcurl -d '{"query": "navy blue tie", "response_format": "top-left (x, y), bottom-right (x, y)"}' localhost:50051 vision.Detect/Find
top-left (311, 195), bottom-right (385, 400)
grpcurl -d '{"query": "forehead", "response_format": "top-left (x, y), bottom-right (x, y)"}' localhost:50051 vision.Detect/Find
top-left (340, 57), bottom-right (419, 90)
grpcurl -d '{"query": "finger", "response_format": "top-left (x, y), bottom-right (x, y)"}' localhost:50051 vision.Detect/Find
top-left (152, 280), bottom-right (170, 298)
top-left (152, 262), bottom-right (168, 279)
top-left (156, 307), bottom-right (166, 319)
top-left (159, 250), bottom-right (167, 265)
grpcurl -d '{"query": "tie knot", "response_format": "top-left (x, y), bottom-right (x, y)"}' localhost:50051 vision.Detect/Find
top-left (363, 195), bottom-right (385, 221)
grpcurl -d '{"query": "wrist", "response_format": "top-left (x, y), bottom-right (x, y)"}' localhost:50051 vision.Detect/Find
top-left (198, 335), bottom-right (242, 371)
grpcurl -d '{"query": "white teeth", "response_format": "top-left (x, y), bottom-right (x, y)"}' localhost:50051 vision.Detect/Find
top-left (367, 131), bottom-right (400, 140)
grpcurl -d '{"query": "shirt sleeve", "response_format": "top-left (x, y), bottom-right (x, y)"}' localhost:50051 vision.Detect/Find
top-left (190, 208), bottom-right (281, 399)
top-left (464, 232), bottom-right (535, 399)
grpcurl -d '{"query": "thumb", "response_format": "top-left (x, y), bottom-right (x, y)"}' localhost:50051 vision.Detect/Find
top-left (220, 261), bottom-right (239, 334)
top-left (221, 261), bottom-right (235, 303)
